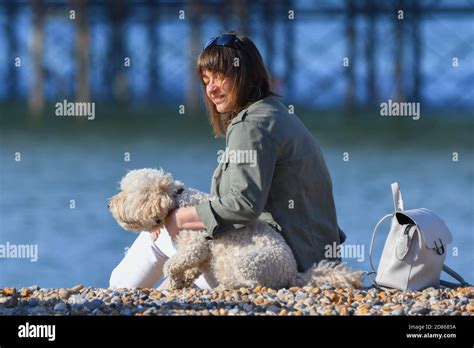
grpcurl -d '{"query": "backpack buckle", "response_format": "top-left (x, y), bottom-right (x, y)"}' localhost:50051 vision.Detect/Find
top-left (434, 239), bottom-right (445, 255)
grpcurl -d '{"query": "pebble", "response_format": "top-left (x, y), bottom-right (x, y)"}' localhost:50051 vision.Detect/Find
top-left (70, 284), bottom-right (84, 293)
top-left (295, 293), bottom-right (307, 301)
top-left (410, 307), bottom-right (431, 315)
top-left (53, 302), bottom-right (68, 312)
top-left (355, 304), bottom-right (371, 315)
top-left (266, 305), bottom-right (281, 314)
top-left (59, 289), bottom-right (70, 299)
top-left (20, 288), bottom-right (32, 297)
top-left (68, 295), bottom-right (87, 305)
top-left (92, 309), bottom-right (106, 316)
top-left (3, 288), bottom-right (16, 296)
top-left (1, 296), bottom-right (18, 308)
top-left (391, 308), bottom-right (405, 316)
top-left (0, 285), bottom-right (471, 316)
top-left (338, 305), bottom-right (349, 316)
top-left (122, 307), bottom-right (133, 316)
top-left (111, 296), bottom-right (122, 304)
top-left (228, 307), bottom-right (240, 315)
top-left (243, 303), bottom-right (254, 312)
top-left (28, 298), bottom-right (38, 307)
top-left (85, 299), bottom-right (103, 311)
top-left (142, 308), bottom-right (157, 315)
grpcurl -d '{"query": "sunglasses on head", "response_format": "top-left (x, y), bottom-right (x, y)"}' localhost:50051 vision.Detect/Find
top-left (204, 34), bottom-right (244, 51)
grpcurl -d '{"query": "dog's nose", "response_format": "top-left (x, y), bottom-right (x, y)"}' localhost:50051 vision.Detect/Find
top-left (107, 203), bottom-right (111, 209)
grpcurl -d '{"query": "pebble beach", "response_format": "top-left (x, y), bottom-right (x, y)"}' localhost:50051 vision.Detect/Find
top-left (1, 285), bottom-right (473, 316)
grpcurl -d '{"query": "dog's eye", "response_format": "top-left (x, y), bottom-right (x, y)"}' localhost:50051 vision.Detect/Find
top-left (155, 218), bottom-right (161, 224)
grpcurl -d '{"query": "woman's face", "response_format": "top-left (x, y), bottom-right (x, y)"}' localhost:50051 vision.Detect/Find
top-left (202, 70), bottom-right (235, 113)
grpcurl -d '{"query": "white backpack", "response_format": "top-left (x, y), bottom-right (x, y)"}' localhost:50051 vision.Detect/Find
top-left (369, 182), bottom-right (469, 290)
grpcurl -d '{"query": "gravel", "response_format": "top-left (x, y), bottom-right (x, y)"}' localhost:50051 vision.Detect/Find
top-left (0, 285), bottom-right (472, 316)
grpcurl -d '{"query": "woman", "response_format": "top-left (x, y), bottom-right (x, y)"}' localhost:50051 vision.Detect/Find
top-left (109, 31), bottom-right (345, 290)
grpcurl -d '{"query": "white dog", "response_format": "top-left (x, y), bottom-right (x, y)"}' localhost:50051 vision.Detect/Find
top-left (109, 168), bottom-right (363, 290)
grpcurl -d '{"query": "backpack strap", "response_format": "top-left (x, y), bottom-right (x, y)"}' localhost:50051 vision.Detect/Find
top-left (369, 213), bottom-right (393, 274)
top-left (391, 182), bottom-right (404, 211)
top-left (367, 183), bottom-right (402, 278)
top-left (440, 264), bottom-right (471, 288)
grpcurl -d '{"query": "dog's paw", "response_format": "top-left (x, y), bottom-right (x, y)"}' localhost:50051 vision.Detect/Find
top-left (168, 276), bottom-right (185, 289)
top-left (163, 259), bottom-right (172, 277)
top-left (214, 284), bottom-right (228, 291)
top-left (182, 268), bottom-right (201, 287)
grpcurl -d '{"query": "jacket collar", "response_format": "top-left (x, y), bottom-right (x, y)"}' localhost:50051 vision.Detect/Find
top-left (229, 96), bottom-right (277, 126)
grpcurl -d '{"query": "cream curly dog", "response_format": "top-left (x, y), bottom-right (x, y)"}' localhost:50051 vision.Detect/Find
top-left (109, 168), bottom-right (363, 290)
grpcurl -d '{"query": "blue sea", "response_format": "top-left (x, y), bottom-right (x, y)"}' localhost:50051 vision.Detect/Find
top-left (1, 122), bottom-right (472, 288)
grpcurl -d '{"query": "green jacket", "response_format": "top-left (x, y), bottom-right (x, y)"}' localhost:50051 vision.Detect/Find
top-left (195, 96), bottom-right (345, 272)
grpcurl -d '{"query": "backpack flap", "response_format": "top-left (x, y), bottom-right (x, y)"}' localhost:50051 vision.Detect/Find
top-left (395, 224), bottom-right (416, 261)
top-left (395, 208), bottom-right (453, 255)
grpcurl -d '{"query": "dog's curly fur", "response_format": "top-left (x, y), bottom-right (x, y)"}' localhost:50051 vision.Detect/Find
top-left (109, 168), bottom-right (364, 290)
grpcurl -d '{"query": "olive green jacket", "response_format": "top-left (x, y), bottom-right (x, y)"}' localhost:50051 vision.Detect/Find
top-left (195, 96), bottom-right (345, 272)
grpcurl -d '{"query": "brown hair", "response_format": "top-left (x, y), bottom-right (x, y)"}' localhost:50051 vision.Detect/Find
top-left (196, 31), bottom-right (276, 137)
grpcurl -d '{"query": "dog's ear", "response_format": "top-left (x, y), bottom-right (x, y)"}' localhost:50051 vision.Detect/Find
top-left (174, 180), bottom-right (185, 196)
top-left (140, 189), bottom-right (175, 225)
top-left (109, 192), bottom-right (139, 231)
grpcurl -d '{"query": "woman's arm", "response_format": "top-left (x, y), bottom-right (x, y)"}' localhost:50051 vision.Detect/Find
top-left (195, 122), bottom-right (278, 239)
top-left (163, 206), bottom-right (205, 239)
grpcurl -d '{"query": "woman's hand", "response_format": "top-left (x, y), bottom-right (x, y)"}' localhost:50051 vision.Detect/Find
top-left (150, 209), bottom-right (182, 241)
top-left (165, 208), bottom-right (181, 239)
top-left (154, 207), bottom-right (206, 240)
top-left (150, 229), bottom-right (160, 241)
top-left (150, 210), bottom-right (179, 240)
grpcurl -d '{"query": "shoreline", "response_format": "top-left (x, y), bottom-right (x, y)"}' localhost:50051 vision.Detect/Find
top-left (1, 285), bottom-right (472, 316)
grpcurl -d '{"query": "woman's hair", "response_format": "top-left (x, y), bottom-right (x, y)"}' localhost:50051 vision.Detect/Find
top-left (196, 31), bottom-right (276, 137)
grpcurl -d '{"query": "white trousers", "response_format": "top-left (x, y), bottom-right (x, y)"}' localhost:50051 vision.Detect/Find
top-left (109, 228), bottom-right (217, 290)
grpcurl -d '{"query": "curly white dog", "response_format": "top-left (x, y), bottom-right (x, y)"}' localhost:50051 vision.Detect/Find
top-left (109, 168), bottom-right (363, 290)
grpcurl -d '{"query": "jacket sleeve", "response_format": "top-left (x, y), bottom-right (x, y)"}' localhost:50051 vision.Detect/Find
top-left (195, 121), bottom-right (278, 239)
